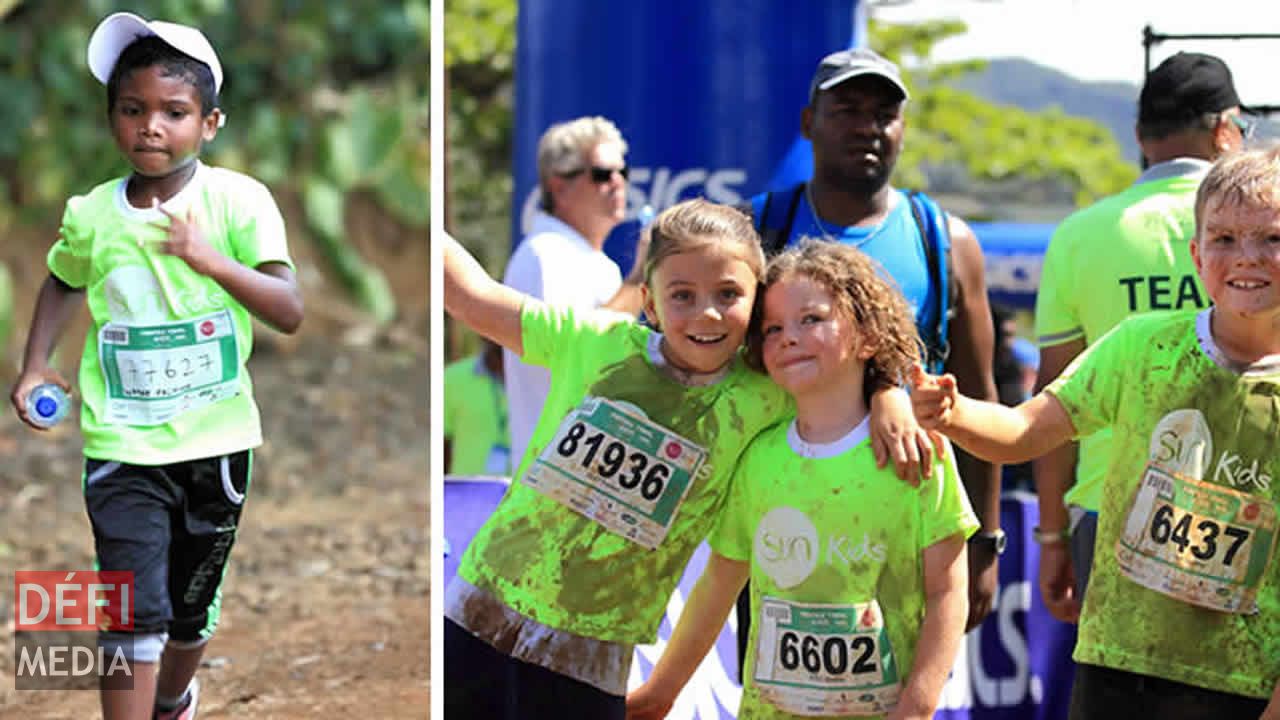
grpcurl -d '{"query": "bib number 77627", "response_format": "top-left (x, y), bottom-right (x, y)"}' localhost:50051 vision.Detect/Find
top-left (98, 310), bottom-right (240, 426)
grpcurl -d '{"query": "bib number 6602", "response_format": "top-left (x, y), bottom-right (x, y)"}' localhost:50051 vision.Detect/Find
top-left (779, 631), bottom-right (877, 677)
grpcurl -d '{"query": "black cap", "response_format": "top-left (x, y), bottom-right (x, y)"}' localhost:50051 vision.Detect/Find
top-left (809, 48), bottom-right (909, 104)
top-left (1139, 52), bottom-right (1243, 126)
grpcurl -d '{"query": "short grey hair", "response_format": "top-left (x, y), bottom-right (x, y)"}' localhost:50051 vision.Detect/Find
top-left (537, 116), bottom-right (628, 211)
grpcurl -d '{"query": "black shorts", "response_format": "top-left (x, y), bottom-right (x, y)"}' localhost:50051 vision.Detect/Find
top-left (1069, 663), bottom-right (1267, 720)
top-left (443, 618), bottom-right (624, 720)
top-left (83, 451), bottom-right (251, 642)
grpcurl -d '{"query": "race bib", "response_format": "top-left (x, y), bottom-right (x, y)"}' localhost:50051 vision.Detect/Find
top-left (1117, 464), bottom-right (1277, 613)
top-left (753, 597), bottom-right (900, 716)
top-left (98, 310), bottom-right (240, 426)
top-left (522, 396), bottom-right (706, 549)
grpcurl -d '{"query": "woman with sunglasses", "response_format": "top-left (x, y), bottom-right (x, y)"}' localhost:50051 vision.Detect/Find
top-left (500, 116), bottom-right (649, 469)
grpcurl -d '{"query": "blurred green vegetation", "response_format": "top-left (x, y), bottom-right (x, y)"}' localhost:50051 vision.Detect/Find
top-left (443, 0), bottom-right (515, 279)
top-left (0, 0), bottom-right (428, 344)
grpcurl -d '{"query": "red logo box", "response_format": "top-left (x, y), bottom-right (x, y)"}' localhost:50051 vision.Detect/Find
top-left (15, 571), bottom-right (134, 632)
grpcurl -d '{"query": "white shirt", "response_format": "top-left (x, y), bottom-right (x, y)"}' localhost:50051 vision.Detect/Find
top-left (501, 211), bottom-right (623, 468)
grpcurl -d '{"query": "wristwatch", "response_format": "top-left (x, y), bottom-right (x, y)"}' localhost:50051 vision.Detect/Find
top-left (969, 529), bottom-right (1006, 555)
top-left (1032, 526), bottom-right (1070, 545)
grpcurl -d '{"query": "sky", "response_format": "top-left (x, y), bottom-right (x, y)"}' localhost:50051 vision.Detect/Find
top-left (873, 0), bottom-right (1280, 106)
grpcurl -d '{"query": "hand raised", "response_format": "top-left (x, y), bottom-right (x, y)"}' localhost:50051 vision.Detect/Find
top-left (908, 362), bottom-right (959, 430)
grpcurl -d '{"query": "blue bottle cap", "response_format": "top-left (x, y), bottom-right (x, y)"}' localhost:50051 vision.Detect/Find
top-left (35, 396), bottom-right (57, 418)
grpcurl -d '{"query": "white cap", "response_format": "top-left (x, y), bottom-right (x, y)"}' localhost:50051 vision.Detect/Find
top-left (87, 12), bottom-right (223, 93)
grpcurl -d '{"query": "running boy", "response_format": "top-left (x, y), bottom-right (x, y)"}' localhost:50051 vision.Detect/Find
top-left (442, 200), bottom-right (933, 718)
top-left (911, 147), bottom-right (1280, 719)
top-left (9, 13), bottom-right (301, 720)
top-left (628, 241), bottom-right (977, 720)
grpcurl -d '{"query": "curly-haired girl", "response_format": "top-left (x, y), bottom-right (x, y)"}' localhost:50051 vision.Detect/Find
top-left (629, 240), bottom-right (978, 720)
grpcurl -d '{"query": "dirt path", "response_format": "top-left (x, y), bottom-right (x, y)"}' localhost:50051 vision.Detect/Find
top-left (0, 334), bottom-right (431, 718)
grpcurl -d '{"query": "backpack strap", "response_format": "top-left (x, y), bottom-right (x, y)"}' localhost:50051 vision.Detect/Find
top-left (905, 190), bottom-right (955, 374)
top-left (740, 183), bottom-right (805, 258)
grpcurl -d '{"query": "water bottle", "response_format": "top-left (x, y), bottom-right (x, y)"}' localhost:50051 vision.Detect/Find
top-left (26, 384), bottom-right (69, 429)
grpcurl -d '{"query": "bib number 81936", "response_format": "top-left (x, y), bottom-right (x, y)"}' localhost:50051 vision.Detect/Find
top-left (778, 632), bottom-right (876, 677)
top-left (556, 421), bottom-right (670, 501)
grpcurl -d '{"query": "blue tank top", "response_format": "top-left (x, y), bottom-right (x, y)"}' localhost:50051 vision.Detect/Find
top-left (749, 187), bottom-right (939, 344)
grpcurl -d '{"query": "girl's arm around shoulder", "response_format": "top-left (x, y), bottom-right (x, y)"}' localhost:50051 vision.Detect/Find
top-left (909, 363), bottom-right (1076, 465)
top-left (443, 232), bottom-right (526, 356)
top-left (870, 385), bottom-right (941, 485)
top-left (888, 534), bottom-right (968, 720)
top-left (626, 552), bottom-right (749, 720)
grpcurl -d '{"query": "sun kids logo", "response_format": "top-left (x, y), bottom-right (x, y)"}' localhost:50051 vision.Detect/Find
top-left (14, 571), bottom-right (135, 690)
top-left (1214, 451), bottom-right (1272, 493)
top-left (754, 507), bottom-right (889, 590)
top-left (1148, 408), bottom-right (1272, 493)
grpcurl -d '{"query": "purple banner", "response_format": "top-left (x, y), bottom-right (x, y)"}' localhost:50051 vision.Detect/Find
top-left (444, 480), bottom-right (1074, 718)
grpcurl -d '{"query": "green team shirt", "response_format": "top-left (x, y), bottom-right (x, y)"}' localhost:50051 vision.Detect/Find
top-left (443, 356), bottom-right (508, 475)
top-left (1034, 165), bottom-right (1209, 510)
top-left (713, 419), bottom-right (978, 719)
top-left (1049, 309), bottom-right (1280, 698)
top-left (456, 302), bottom-right (790, 644)
top-left (47, 162), bottom-right (292, 465)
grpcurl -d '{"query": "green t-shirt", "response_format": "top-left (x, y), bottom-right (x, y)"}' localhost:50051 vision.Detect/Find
top-left (47, 163), bottom-right (292, 465)
top-left (1034, 170), bottom-right (1209, 511)
top-left (1049, 309), bottom-right (1280, 698)
top-left (443, 356), bottom-right (509, 475)
top-left (713, 419), bottom-right (978, 719)
top-left (457, 302), bottom-right (790, 644)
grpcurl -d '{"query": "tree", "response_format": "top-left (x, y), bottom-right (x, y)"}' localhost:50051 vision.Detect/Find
top-left (0, 1), bottom-right (428, 331)
top-left (872, 18), bottom-right (1138, 204)
top-left (443, 0), bottom-right (517, 277)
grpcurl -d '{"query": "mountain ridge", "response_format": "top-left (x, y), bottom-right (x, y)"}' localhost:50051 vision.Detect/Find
top-left (953, 57), bottom-right (1142, 162)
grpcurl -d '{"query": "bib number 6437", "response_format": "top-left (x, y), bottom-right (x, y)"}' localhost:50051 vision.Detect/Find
top-left (1147, 503), bottom-right (1251, 565)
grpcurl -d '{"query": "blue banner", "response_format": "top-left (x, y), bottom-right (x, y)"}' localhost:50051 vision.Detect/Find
top-left (970, 222), bottom-right (1056, 311)
top-left (444, 480), bottom-right (1076, 719)
top-left (513, 0), bottom-right (864, 272)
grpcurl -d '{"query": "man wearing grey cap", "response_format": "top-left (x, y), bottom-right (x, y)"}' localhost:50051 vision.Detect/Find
top-left (1032, 51), bottom-right (1249, 627)
top-left (740, 47), bottom-right (1003, 637)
